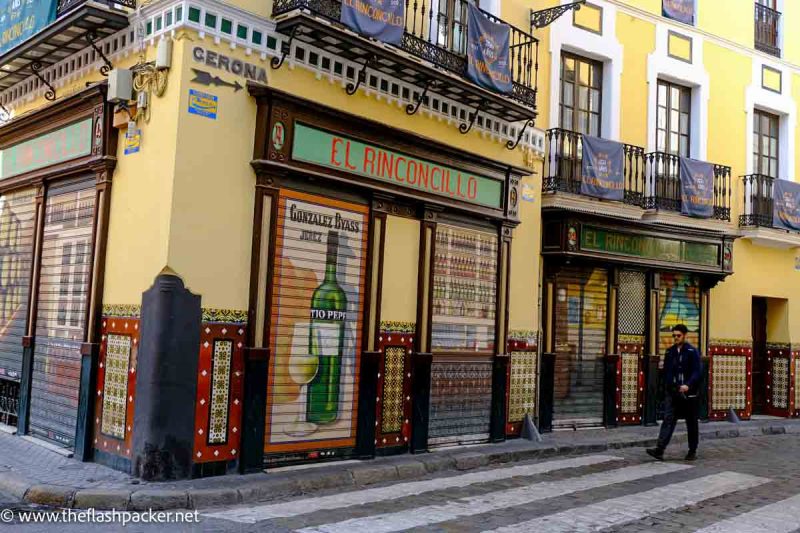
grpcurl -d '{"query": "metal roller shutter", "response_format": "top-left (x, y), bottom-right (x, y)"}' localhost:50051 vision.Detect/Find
top-left (0, 189), bottom-right (37, 382)
top-left (552, 266), bottom-right (608, 428)
top-left (29, 179), bottom-right (96, 449)
top-left (429, 224), bottom-right (498, 446)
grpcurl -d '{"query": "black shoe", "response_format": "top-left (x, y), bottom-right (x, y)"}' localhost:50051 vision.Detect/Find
top-left (685, 450), bottom-right (697, 461)
top-left (646, 448), bottom-right (664, 461)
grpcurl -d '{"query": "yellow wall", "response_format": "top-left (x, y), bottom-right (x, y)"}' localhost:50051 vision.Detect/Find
top-left (509, 173), bottom-right (541, 333)
top-left (617, 12), bottom-right (656, 148)
top-left (380, 216), bottom-right (420, 323)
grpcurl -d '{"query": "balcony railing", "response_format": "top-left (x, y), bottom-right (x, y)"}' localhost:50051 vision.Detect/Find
top-left (739, 174), bottom-right (775, 228)
top-left (271, 0), bottom-right (537, 114)
top-left (643, 152), bottom-right (731, 221)
top-left (542, 128), bottom-right (645, 207)
top-left (755, 3), bottom-right (781, 57)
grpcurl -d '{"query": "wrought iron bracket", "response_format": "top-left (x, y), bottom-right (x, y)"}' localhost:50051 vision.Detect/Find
top-left (406, 78), bottom-right (437, 115)
top-left (0, 103), bottom-right (9, 122)
top-left (531, 0), bottom-right (586, 29)
top-left (507, 118), bottom-right (536, 150)
top-left (459, 99), bottom-right (487, 135)
top-left (271, 27), bottom-right (298, 70)
top-left (346, 54), bottom-right (377, 96)
top-left (30, 62), bottom-right (56, 102)
top-left (86, 31), bottom-right (114, 76)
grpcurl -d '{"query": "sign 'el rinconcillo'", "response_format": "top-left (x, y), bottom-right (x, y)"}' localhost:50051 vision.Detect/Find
top-left (0, 0), bottom-right (57, 56)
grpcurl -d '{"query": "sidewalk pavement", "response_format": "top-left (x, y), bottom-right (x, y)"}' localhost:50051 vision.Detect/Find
top-left (1, 418), bottom-right (798, 512)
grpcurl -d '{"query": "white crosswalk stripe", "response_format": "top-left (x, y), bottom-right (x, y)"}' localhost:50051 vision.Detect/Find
top-left (692, 493), bottom-right (800, 533)
top-left (203, 454), bottom-right (623, 523)
top-left (484, 471), bottom-right (770, 533)
top-left (296, 462), bottom-right (692, 533)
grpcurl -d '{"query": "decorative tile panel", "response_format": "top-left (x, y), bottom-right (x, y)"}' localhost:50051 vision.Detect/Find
top-left (101, 304), bottom-right (141, 318)
top-left (93, 316), bottom-right (139, 463)
top-left (208, 340), bottom-right (233, 444)
top-left (202, 308), bottom-right (248, 324)
top-left (100, 334), bottom-right (132, 440)
top-left (379, 321), bottom-right (415, 334)
top-left (711, 355), bottom-right (747, 411)
top-left (429, 361), bottom-right (492, 444)
top-left (620, 353), bottom-right (639, 414)
top-left (508, 352), bottom-right (536, 422)
top-left (381, 346), bottom-right (405, 434)
top-left (796, 358), bottom-right (800, 413)
top-left (193, 323), bottom-right (245, 463)
top-left (772, 357), bottom-right (789, 410)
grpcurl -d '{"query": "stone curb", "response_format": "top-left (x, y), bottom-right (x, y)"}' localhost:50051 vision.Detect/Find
top-left (1, 420), bottom-right (797, 512)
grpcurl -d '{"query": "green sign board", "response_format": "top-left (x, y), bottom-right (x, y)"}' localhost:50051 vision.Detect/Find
top-left (580, 226), bottom-right (719, 267)
top-left (291, 123), bottom-right (503, 209)
top-left (0, 118), bottom-right (93, 180)
top-left (0, 0), bottom-right (57, 56)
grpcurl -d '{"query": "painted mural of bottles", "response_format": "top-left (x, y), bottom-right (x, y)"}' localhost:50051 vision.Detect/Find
top-left (306, 231), bottom-right (347, 425)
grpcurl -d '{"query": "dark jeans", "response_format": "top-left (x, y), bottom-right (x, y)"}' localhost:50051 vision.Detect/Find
top-left (657, 392), bottom-right (699, 452)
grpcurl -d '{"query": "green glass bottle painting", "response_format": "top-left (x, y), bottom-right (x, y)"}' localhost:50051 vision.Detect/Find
top-left (307, 230), bottom-right (347, 424)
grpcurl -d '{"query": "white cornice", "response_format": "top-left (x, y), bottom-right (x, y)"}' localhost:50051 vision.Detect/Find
top-left (739, 227), bottom-right (800, 249)
top-left (0, 0), bottom-right (545, 153)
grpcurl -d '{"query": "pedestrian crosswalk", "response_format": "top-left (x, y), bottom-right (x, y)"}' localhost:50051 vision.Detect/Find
top-left (201, 453), bottom-right (800, 532)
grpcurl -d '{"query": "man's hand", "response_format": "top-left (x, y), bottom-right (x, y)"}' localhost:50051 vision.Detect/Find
top-left (679, 385), bottom-right (689, 393)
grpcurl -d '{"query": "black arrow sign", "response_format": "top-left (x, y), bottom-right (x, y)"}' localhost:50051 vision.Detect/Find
top-left (191, 69), bottom-right (243, 92)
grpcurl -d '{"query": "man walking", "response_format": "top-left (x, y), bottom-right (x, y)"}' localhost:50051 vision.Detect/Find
top-left (646, 324), bottom-right (701, 461)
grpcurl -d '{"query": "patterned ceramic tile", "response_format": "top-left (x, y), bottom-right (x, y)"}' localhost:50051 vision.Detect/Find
top-left (202, 308), bottom-right (248, 324)
top-left (101, 304), bottom-right (141, 318)
top-left (508, 352), bottom-right (536, 422)
top-left (711, 355), bottom-right (747, 411)
top-left (379, 321), bottom-right (416, 334)
top-left (381, 346), bottom-right (405, 434)
top-left (620, 353), bottom-right (639, 414)
top-left (208, 340), bottom-right (233, 444)
top-left (100, 334), bottom-right (132, 439)
top-left (773, 357), bottom-right (790, 410)
top-left (795, 358), bottom-right (800, 411)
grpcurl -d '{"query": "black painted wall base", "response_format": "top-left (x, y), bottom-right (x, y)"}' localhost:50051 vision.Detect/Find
top-left (410, 352), bottom-right (432, 454)
top-left (93, 448), bottom-right (133, 474)
top-left (132, 273), bottom-right (201, 481)
top-left (489, 354), bottom-right (509, 443)
top-left (239, 347), bottom-right (269, 474)
top-left (355, 351), bottom-right (380, 459)
top-left (644, 355), bottom-right (660, 426)
top-left (538, 353), bottom-right (555, 433)
top-left (16, 341), bottom-right (34, 436)
top-left (603, 355), bottom-right (618, 428)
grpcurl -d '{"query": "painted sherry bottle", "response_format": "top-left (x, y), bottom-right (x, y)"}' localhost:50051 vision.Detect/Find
top-left (307, 230), bottom-right (347, 424)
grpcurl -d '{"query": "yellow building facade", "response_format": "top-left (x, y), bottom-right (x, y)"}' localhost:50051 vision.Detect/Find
top-left (0, 0), bottom-right (798, 478)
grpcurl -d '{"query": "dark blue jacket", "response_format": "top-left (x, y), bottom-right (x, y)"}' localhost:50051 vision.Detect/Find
top-left (663, 342), bottom-right (702, 395)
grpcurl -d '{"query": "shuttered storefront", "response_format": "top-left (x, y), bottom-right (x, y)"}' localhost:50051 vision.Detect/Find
top-left (552, 266), bottom-right (608, 428)
top-left (428, 224), bottom-right (497, 446)
top-left (263, 189), bottom-right (369, 465)
top-left (0, 189), bottom-right (37, 425)
top-left (29, 179), bottom-right (96, 448)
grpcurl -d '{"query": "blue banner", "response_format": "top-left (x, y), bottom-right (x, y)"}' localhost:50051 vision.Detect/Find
top-left (0, 0), bottom-right (57, 56)
top-left (466, 4), bottom-right (512, 94)
top-left (773, 179), bottom-right (800, 231)
top-left (662, 0), bottom-right (694, 25)
top-left (340, 0), bottom-right (404, 46)
top-left (580, 135), bottom-right (624, 201)
top-left (679, 158), bottom-right (714, 218)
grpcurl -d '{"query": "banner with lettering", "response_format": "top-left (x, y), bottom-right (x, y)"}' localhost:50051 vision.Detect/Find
top-left (466, 4), bottom-right (512, 94)
top-left (340, 0), bottom-right (404, 45)
top-left (662, 0), bottom-right (694, 25)
top-left (580, 135), bottom-right (624, 201)
top-left (0, 0), bottom-right (57, 56)
top-left (679, 158), bottom-right (714, 218)
top-left (773, 179), bottom-right (800, 231)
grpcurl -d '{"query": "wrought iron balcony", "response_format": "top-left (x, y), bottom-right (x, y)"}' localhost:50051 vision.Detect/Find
top-left (0, 0), bottom-right (133, 92)
top-left (541, 128), bottom-right (645, 206)
top-left (755, 3), bottom-right (781, 57)
top-left (643, 152), bottom-right (731, 221)
top-left (271, 0), bottom-right (538, 125)
top-left (739, 174), bottom-right (775, 228)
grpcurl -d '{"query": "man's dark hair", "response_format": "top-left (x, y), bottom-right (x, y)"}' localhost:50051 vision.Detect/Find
top-left (672, 324), bottom-right (689, 335)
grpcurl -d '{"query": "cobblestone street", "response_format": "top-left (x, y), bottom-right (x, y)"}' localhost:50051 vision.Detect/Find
top-left (3, 433), bottom-right (800, 531)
